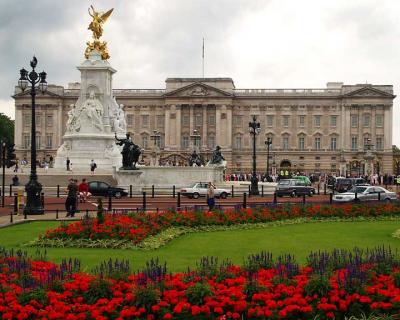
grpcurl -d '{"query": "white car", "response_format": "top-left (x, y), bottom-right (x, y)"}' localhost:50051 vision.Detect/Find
top-left (180, 182), bottom-right (231, 199)
top-left (332, 186), bottom-right (397, 203)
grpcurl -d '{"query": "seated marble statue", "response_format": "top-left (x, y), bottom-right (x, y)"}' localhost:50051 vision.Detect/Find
top-left (209, 145), bottom-right (225, 165)
top-left (80, 91), bottom-right (104, 131)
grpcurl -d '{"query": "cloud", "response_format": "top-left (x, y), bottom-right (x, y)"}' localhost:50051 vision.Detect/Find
top-left (0, 0), bottom-right (399, 145)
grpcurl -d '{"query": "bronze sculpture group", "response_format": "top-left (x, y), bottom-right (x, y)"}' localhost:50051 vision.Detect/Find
top-left (115, 133), bottom-right (141, 169)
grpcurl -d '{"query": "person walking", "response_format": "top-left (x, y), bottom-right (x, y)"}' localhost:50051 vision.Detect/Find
top-left (78, 178), bottom-right (91, 203)
top-left (44, 161), bottom-right (49, 174)
top-left (66, 157), bottom-right (71, 171)
top-left (207, 182), bottom-right (215, 211)
top-left (90, 159), bottom-right (97, 176)
top-left (65, 178), bottom-right (78, 217)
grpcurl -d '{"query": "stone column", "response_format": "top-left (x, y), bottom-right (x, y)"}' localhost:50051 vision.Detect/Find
top-left (175, 104), bottom-right (181, 151)
top-left (14, 106), bottom-right (23, 149)
top-left (384, 104), bottom-right (392, 151)
top-left (57, 103), bottom-right (63, 148)
top-left (226, 105), bottom-right (232, 148)
top-left (164, 106), bottom-right (171, 149)
top-left (189, 104), bottom-right (194, 135)
top-left (202, 104), bottom-right (207, 149)
top-left (215, 106), bottom-right (221, 146)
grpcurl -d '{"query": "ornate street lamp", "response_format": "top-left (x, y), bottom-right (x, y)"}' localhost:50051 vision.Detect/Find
top-left (18, 56), bottom-right (47, 215)
top-left (1, 140), bottom-right (5, 207)
top-left (248, 115), bottom-right (261, 195)
top-left (265, 137), bottom-right (272, 179)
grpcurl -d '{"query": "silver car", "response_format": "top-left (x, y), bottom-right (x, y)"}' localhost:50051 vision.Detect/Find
top-left (332, 186), bottom-right (397, 203)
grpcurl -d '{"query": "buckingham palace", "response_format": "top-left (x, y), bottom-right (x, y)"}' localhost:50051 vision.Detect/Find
top-left (13, 77), bottom-right (395, 175)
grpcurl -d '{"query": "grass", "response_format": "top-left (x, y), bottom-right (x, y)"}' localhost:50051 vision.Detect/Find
top-left (0, 220), bottom-right (399, 272)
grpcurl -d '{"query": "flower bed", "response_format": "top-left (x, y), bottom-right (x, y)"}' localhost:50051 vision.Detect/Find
top-left (42, 203), bottom-right (400, 246)
top-left (1, 246), bottom-right (400, 319)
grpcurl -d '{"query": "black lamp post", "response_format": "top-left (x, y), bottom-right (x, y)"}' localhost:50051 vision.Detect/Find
top-left (1, 141), bottom-right (5, 207)
top-left (265, 137), bottom-right (272, 179)
top-left (249, 115), bottom-right (261, 195)
top-left (18, 56), bottom-right (47, 215)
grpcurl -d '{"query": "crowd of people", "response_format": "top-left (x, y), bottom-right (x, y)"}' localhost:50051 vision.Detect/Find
top-left (224, 171), bottom-right (400, 186)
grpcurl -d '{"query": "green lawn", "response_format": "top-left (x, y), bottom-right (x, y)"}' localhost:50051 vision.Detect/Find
top-left (0, 220), bottom-right (399, 272)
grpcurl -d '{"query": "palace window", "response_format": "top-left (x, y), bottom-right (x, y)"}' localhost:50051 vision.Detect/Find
top-left (298, 115), bottom-right (305, 127)
top-left (282, 115), bottom-right (289, 128)
top-left (376, 137), bottom-right (383, 151)
top-left (208, 114), bottom-right (216, 125)
top-left (142, 135), bottom-right (148, 149)
top-left (195, 114), bottom-right (202, 126)
top-left (314, 137), bottom-right (321, 150)
top-left (351, 114), bottom-right (358, 127)
top-left (266, 115), bottom-right (274, 127)
top-left (376, 114), bottom-right (383, 127)
top-left (363, 114), bottom-right (371, 127)
top-left (182, 114), bottom-right (189, 126)
top-left (330, 137), bottom-right (337, 150)
top-left (182, 136), bottom-right (189, 149)
top-left (126, 114), bottom-right (134, 126)
top-left (35, 115), bottom-right (41, 127)
top-left (233, 115), bottom-right (242, 127)
top-left (36, 134), bottom-right (41, 149)
top-left (314, 115), bottom-right (321, 127)
top-left (363, 137), bottom-right (371, 149)
top-left (46, 115), bottom-right (53, 127)
top-left (282, 137), bottom-right (289, 150)
top-left (235, 135), bottom-right (242, 149)
top-left (23, 114), bottom-right (30, 127)
top-left (208, 135), bottom-right (215, 149)
top-left (351, 136), bottom-right (358, 151)
top-left (298, 137), bottom-right (305, 150)
top-left (23, 134), bottom-right (30, 149)
top-left (330, 115), bottom-right (337, 128)
top-left (156, 115), bottom-right (164, 127)
top-left (141, 115), bottom-right (149, 127)
top-left (46, 135), bottom-right (53, 149)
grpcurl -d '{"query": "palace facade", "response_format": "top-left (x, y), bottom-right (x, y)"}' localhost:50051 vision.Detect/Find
top-left (13, 78), bottom-right (395, 175)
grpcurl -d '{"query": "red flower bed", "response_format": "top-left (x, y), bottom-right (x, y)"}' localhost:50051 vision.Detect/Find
top-left (1, 247), bottom-right (400, 319)
top-left (43, 203), bottom-right (400, 244)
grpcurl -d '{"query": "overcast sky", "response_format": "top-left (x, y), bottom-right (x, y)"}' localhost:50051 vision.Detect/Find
top-left (1, 0), bottom-right (399, 144)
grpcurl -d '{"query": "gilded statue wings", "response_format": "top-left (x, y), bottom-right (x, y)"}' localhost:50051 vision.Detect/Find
top-left (88, 6), bottom-right (113, 23)
top-left (100, 8), bottom-right (113, 23)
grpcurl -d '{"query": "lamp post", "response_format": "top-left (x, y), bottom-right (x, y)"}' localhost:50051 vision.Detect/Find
top-left (248, 115), bottom-right (261, 195)
top-left (265, 137), bottom-right (272, 179)
top-left (1, 141), bottom-right (5, 207)
top-left (18, 56), bottom-right (47, 215)
top-left (150, 130), bottom-right (161, 166)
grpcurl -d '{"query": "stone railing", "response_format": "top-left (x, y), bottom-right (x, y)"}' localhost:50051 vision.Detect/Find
top-left (113, 89), bottom-right (165, 96)
top-left (234, 88), bottom-right (342, 96)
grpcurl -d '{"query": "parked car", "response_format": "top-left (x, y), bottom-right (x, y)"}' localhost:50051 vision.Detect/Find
top-left (275, 179), bottom-right (315, 197)
top-left (292, 176), bottom-right (312, 186)
top-left (88, 181), bottom-right (128, 198)
top-left (180, 182), bottom-right (230, 199)
top-left (332, 186), bottom-right (397, 203)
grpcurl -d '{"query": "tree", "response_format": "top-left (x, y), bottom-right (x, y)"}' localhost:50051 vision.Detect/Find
top-left (0, 113), bottom-right (14, 144)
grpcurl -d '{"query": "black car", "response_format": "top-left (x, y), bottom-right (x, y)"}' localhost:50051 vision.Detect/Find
top-left (88, 181), bottom-right (128, 198)
top-left (275, 179), bottom-right (315, 197)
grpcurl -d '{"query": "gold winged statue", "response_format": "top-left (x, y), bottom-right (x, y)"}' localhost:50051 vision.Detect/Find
top-left (85, 6), bottom-right (113, 60)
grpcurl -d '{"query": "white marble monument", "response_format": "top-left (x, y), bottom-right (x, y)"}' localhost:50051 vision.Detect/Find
top-left (55, 50), bottom-right (124, 170)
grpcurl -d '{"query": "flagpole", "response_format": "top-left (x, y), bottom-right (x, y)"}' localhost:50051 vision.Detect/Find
top-left (202, 37), bottom-right (204, 78)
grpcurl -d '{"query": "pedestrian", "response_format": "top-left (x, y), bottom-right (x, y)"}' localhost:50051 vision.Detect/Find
top-left (44, 161), bottom-right (49, 173)
top-left (90, 159), bottom-right (97, 175)
top-left (70, 163), bottom-right (73, 174)
top-left (66, 157), bottom-right (70, 171)
top-left (78, 178), bottom-right (91, 203)
top-left (12, 175), bottom-right (19, 186)
top-left (14, 162), bottom-right (19, 173)
top-left (49, 155), bottom-right (54, 168)
top-left (207, 182), bottom-right (215, 210)
top-left (65, 178), bottom-right (78, 217)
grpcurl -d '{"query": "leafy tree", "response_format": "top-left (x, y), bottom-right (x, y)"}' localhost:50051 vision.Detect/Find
top-left (0, 113), bottom-right (14, 144)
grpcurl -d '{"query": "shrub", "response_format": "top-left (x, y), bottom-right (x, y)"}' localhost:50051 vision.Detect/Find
top-left (185, 282), bottom-right (213, 305)
top-left (83, 278), bottom-right (113, 304)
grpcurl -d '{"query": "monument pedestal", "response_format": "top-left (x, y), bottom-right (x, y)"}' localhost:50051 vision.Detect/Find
top-left (113, 166), bottom-right (225, 191)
